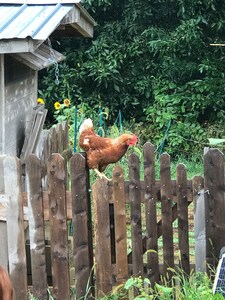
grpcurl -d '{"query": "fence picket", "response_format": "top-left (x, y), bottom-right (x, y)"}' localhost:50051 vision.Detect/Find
top-left (193, 176), bottom-right (205, 272)
top-left (62, 121), bottom-right (69, 150)
top-left (49, 126), bottom-right (58, 154)
top-left (26, 155), bottom-right (48, 300)
top-left (3, 156), bottom-right (27, 299)
top-left (56, 123), bottom-right (63, 154)
top-left (204, 149), bottom-right (225, 272)
top-left (70, 153), bottom-right (93, 299)
top-left (176, 163), bottom-right (190, 275)
top-left (160, 153), bottom-right (174, 278)
top-left (143, 143), bottom-right (159, 285)
top-left (93, 178), bottom-right (112, 297)
top-left (47, 154), bottom-right (70, 299)
top-left (1, 142), bottom-right (225, 298)
top-left (129, 153), bottom-right (143, 277)
top-left (113, 166), bottom-right (128, 283)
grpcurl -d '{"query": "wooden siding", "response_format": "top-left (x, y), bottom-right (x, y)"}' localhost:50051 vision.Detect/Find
top-left (4, 69), bottom-right (37, 156)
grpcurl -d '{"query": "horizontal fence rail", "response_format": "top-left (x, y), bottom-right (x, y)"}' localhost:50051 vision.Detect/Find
top-left (0, 143), bottom-right (224, 299)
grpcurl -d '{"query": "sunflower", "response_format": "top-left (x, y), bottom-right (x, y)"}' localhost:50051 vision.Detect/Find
top-left (63, 98), bottom-right (71, 107)
top-left (37, 98), bottom-right (45, 105)
top-left (54, 102), bottom-right (61, 110)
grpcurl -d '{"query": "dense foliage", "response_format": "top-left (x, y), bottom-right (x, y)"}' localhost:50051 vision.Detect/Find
top-left (39, 0), bottom-right (225, 157)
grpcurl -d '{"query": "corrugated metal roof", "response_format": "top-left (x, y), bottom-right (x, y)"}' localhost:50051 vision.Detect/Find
top-left (0, 3), bottom-right (76, 40)
top-left (0, 1), bottom-right (80, 3)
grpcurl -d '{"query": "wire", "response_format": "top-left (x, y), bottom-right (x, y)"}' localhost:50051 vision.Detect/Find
top-left (74, 106), bottom-right (78, 153)
top-left (98, 107), bottom-right (104, 137)
top-left (119, 110), bottom-right (123, 134)
top-left (158, 119), bottom-right (172, 154)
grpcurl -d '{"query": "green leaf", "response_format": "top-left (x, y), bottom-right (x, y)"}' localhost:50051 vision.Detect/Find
top-left (155, 283), bottom-right (173, 295)
top-left (124, 278), bottom-right (135, 290)
top-left (208, 138), bottom-right (225, 145)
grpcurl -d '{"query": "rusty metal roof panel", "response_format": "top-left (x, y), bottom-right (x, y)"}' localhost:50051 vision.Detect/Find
top-left (0, 3), bottom-right (76, 40)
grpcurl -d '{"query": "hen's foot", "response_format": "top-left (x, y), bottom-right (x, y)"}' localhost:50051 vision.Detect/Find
top-left (94, 169), bottom-right (111, 181)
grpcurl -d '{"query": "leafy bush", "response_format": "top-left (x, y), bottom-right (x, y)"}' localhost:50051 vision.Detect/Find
top-left (38, 0), bottom-right (225, 159)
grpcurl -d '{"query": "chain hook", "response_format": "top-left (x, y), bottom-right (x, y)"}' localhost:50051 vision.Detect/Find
top-left (47, 38), bottom-right (60, 85)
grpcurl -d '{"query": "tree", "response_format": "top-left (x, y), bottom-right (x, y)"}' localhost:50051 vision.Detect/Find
top-left (39, 0), bottom-right (225, 156)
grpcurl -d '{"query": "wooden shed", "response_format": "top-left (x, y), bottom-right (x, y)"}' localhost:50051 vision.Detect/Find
top-left (0, 0), bottom-right (95, 156)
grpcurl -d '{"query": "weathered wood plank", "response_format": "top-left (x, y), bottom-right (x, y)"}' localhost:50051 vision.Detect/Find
top-left (47, 154), bottom-right (70, 300)
top-left (0, 156), bottom-right (8, 269)
top-left (113, 166), bottom-right (128, 284)
top-left (70, 153), bottom-right (93, 298)
top-left (20, 106), bottom-right (47, 164)
top-left (193, 176), bottom-right (206, 272)
top-left (129, 153), bottom-right (143, 276)
top-left (143, 143), bottom-right (159, 285)
top-left (42, 130), bottom-right (51, 165)
top-left (3, 156), bottom-right (27, 299)
top-left (62, 121), bottom-right (69, 150)
top-left (92, 178), bottom-right (112, 297)
top-left (160, 153), bottom-right (174, 278)
top-left (0, 177), bottom-right (195, 222)
top-left (204, 149), bottom-right (225, 272)
top-left (4, 181), bottom-right (193, 221)
top-left (56, 123), bottom-right (63, 154)
top-left (49, 126), bottom-right (58, 154)
top-left (109, 180), bottom-right (194, 204)
top-left (26, 155), bottom-right (48, 300)
top-left (21, 191), bottom-right (72, 221)
top-left (177, 163), bottom-right (190, 275)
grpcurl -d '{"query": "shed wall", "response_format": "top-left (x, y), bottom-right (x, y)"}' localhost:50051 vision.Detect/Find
top-left (3, 56), bottom-right (37, 156)
top-left (0, 54), bottom-right (5, 154)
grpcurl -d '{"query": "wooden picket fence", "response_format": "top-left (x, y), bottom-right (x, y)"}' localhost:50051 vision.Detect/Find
top-left (0, 143), bottom-right (224, 299)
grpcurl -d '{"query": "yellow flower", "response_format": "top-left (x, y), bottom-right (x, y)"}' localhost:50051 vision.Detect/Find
top-left (54, 102), bottom-right (61, 110)
top-left (37, 98), bottom-right (45, 105)
top-left (63, 98), bottom-right (71, 107)
top-left (78, 108), bottom-right (83, 115)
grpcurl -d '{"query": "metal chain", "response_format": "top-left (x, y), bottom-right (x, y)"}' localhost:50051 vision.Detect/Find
top-left (47, 38), bottom-right (60, 85)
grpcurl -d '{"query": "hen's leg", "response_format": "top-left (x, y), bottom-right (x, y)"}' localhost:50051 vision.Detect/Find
top-left (94, 168), bottom-right (111, 181)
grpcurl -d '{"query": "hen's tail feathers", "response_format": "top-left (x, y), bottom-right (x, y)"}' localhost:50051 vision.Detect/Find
top-left (79, 118), bottom-right (93, 133)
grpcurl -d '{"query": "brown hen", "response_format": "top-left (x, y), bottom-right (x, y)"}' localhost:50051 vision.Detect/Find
top-left (78, 118), bottom-right (138, 179)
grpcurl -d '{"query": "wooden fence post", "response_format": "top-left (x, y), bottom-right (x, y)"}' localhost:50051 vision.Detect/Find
top-left (204, 149), bottom-right (225, 272)
top-left (26, 155), bottom-right (48, 300)
top-left (113, 166), bottom-right (128, 284)
top-left (160, 153), bottom-right (174, 278)
top-left (129, 153), bottom-right (143, 277)
top-left (193, 176), bottom-right (205, 272)
top-left (176, 163), bottom-right (190, 275)
top-left (3, 156), bottom-right (27, 299)
top-left (92, 178), bottom-right (112, 298)
top-left (143, 143), bottom-right (159, 285)
top-left (70, 153), bottom-right (94, 299)
top-left (47, 154), bottom-right (70, 300)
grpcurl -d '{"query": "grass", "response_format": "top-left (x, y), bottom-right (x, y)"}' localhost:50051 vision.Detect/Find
top-left (96, 270), bottom-right (224, 300)
top-left (27, 269), bottom-right (221, 299)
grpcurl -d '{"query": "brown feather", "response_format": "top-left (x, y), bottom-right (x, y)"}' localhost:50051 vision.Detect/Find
top-left (79, 120), bottom-right (137, 173)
